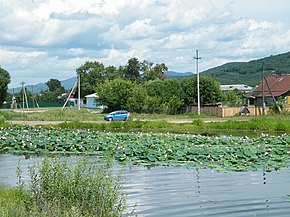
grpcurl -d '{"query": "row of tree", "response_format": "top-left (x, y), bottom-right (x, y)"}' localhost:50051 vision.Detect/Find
top-left (75, 58), bottom-right (241, 113)
top-left (1, 58), bottom-right (243, 112)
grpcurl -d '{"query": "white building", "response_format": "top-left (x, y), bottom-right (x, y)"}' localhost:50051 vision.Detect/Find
top-left (84, 93), bottom-right (104, 109)
top-left (220, 84), bottom-right (253, 93)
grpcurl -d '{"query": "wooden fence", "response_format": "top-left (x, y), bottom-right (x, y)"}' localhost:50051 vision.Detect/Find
top-left (186, 105), bottom-right (290, 117)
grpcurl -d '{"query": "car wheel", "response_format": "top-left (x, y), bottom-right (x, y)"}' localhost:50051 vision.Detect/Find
top-left (108, 117), bottom-right (113, 121)
top-left (123, 117), bottom-right (128, 121)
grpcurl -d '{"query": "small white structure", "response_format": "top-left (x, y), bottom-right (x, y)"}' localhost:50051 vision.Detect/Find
top-left (85, 93), bottom-right (104, 109)
top-left (69, 98), bottom-right (85, 108)
top-left (220, 84), bottom-right (253, 93)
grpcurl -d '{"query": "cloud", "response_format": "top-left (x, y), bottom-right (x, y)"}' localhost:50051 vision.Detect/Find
top-left (1, 0), bottom-right (290, 87)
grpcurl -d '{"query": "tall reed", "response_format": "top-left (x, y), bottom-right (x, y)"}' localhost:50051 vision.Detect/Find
top-left (0, 157), bottom-right (127, 217)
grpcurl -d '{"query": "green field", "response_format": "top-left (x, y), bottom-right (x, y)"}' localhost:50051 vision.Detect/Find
top-left (1, 107), bottom-right (289, 136)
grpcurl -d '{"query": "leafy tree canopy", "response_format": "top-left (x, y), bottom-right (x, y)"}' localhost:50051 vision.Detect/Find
top-left (0, 67), bottom-right (11, 106)
top-left (182, 76), bottom-right (225, 105)
top-left (95, 78), bottom-right (136, 111)
top-left (124, 57), bottom-right (142, 82)
top-left (45, 79), bottom-right (65, 93)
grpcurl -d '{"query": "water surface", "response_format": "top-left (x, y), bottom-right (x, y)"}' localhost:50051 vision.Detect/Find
top-left (1, 154), bottom-right (290, 216)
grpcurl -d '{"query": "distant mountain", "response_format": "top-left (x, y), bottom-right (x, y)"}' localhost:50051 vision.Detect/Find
top-left (60, 77), bottom-right (77, 90)
top-left (202, 52), bottom-right (290, 86)
top-left (165, 71), bottom-right (192, 77)
top-left (8, 77), bottom-right (77, 93)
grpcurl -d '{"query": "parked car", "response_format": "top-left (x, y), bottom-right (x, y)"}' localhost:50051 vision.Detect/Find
top-left (104, 110), bottom-right (130, 121)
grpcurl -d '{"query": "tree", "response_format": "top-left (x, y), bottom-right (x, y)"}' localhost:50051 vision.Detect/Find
top-left (96, 78), bottom-right (136, 111)
top-left (126, 85), bottom-right (147, 113)
top-left (0, 67), bottom-right (11, 107)
top-left (142, 61), bottom-right (168, 81)
top-left (224, 90), bottom-right (239, 105)
top-left (124, 58), bottom-right (141, 82)
top-left (76, 61), bottom-right (106, 97)
top-left (45, 79), bottom-right (65, 92)
top-left (182, 76), bottom-right (225, 106)
top-left (145, 79), bottom-right (184, 113)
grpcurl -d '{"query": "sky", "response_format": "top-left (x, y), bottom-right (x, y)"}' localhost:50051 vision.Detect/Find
top-left (1, 0), bottom-right (290, 88)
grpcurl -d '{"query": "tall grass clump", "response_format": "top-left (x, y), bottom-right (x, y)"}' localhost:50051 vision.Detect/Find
top-left (0, 157), bottom-right (127, 217)
top-left (0, 115), bottom-right (5, 124)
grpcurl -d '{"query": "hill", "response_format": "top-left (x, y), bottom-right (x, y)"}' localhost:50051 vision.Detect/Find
top-left (166, 71), bottom-right (192, 77)
top-left (202, 51), bottom-right (290, 86)
top-left (8, 77), bottom-right (77, 93)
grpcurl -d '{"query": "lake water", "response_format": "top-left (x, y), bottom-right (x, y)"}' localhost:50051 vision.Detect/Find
top-left (1, 154), bottom-right (290, 216)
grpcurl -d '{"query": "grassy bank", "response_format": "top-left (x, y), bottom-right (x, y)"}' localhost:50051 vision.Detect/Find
top-left (0, 157), bottom-right (127, 217)
top-left (54, 117), bottom-right (290, 137)
top-left (1, 108), bottom-right (290, 136)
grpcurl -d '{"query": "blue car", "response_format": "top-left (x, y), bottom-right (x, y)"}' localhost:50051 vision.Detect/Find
top-left (104, 110), bottom-right (130, 121)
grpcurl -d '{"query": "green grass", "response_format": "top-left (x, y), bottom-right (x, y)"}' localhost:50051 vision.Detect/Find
top-left (0, 157), bottom-right (128, 217)
top-left (54, 116), bottom-right (290, 137)
top-left (1, 107), bottom-right (290, 136)
top-left (0, 108), bottom-right (104, 121)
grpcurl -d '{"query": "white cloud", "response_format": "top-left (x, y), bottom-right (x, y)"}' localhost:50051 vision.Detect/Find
top-left (0, 0), bottom-right (290, 87)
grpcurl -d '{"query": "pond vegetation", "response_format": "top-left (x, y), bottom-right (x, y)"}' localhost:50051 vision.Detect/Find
top-left (0, 157), bottom-right (127, 217)
top-left (0, 125), bottom-right (289, 172)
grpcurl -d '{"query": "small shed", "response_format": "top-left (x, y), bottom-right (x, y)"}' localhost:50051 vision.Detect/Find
top-left (85, 93), bottom-right (104, 109)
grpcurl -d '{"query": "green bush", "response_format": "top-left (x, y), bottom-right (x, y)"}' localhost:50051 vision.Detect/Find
top-left (0, 157), bottom-right (128, 217)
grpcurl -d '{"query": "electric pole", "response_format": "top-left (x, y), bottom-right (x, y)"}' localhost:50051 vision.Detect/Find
top-left (194, 50), bottom-right (202, 115)
top-left (21, 81), bottom-right (29, 109)
top-left (262, 62), bottom-right (266, 115)
top-left (77, 72), bottom-right (81, 110)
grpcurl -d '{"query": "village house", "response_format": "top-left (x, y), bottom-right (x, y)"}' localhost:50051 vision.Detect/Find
top-left (245, 74), bottom-right (290, 112)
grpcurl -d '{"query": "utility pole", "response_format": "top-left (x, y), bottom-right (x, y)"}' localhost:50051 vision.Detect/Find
top-left (262, 62), bottom-right (266, 115)
top-left (21, 81), bottom-right (29, 109)
top-left (194, 50), bottom-right (202, 115)
top-left (77, 72), bottom-right (81, 110)
top-left (21, 82), bottom-right (24, 109)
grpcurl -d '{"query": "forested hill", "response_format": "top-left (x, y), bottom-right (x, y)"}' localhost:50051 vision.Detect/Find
top-left (202, 51), bottom-right (290, 86)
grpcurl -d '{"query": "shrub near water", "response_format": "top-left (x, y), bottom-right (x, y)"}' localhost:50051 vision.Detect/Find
top-left (0, 157), bottom-right (127, 217)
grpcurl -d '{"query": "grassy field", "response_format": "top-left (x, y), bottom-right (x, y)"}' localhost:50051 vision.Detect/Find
top-left (0, 107), bottom-right (243, 122)
top-left (0, 107), bottom-right (289, 136)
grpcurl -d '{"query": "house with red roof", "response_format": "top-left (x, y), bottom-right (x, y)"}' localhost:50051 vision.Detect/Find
top-left (245, 74), bottom-right (290, 109)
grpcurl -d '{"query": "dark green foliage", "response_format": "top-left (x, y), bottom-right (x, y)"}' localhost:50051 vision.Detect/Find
top-left (96, 78), bottom-right (139, 112)
top-left (76, 61), bottom-right (123, 98)
top-left (182, 76), bottom-right (225, 105)
top-left (0, 67), bottom-right (11, 107)
top-left (36, 79), bottom-right (66, 102)
top-left (45, 79), bottom-right (65, 92)
top-left (125, 57), bottom-right (142, 82)
top-left (145, 79), bottom-right (184, 113)
top-left (142, 61), bottom-right (168, 81)
top-left (202, 51), bottom-right (290, 86)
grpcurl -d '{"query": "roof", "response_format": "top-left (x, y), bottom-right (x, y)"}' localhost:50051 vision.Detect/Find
top-left (245, 74), bottom-right (290, 98)
top-left (220, 84), bottom-right (253, 91)
top-left (85, 93), bottom-right (98, 98)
